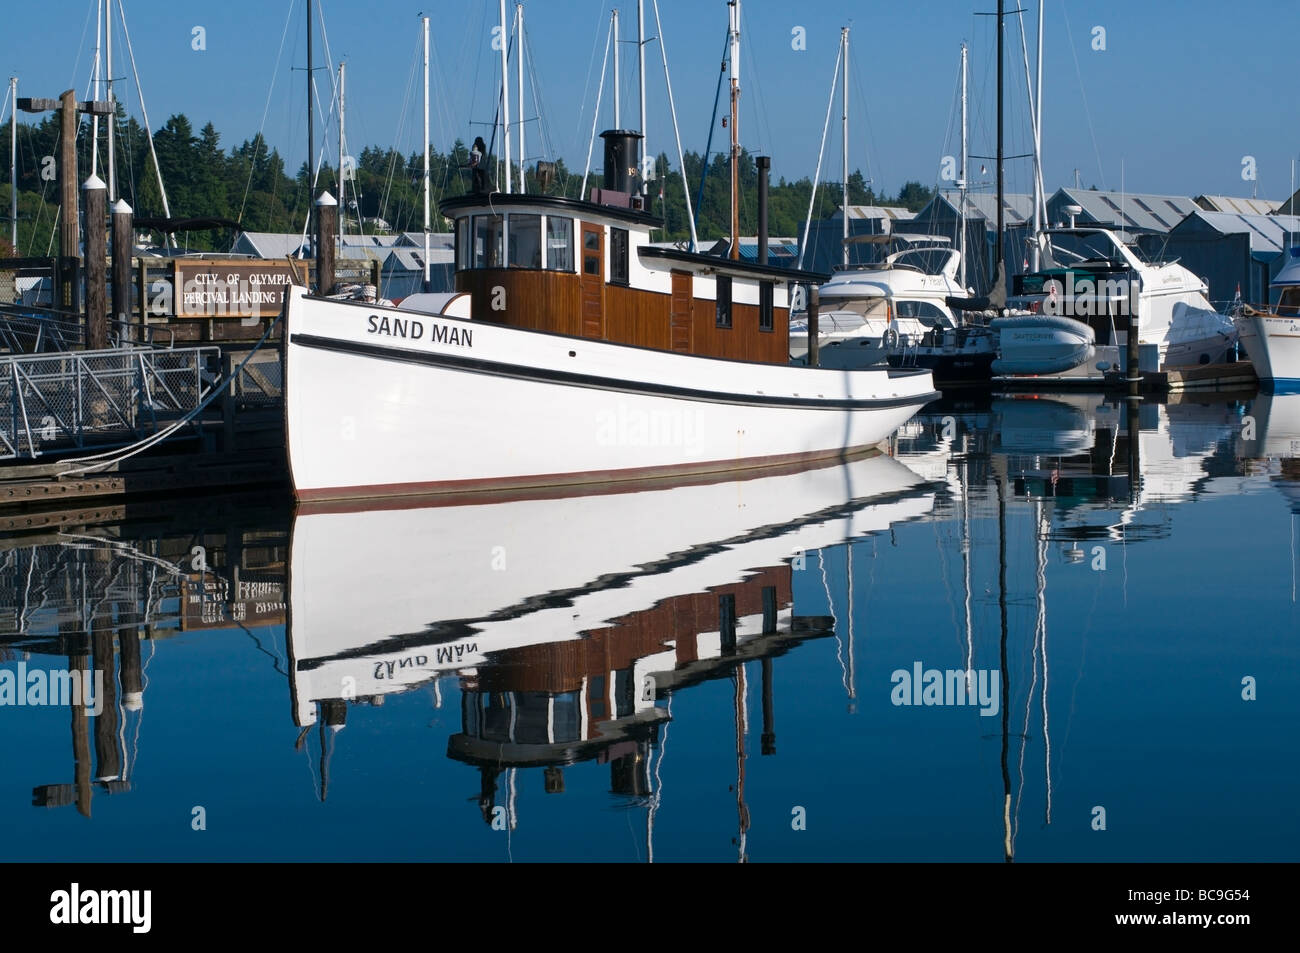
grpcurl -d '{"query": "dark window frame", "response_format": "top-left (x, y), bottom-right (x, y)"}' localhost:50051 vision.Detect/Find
top-left (759, 281), bottom-right (774, 331)
top-left (609, 227), bottom-right (630, 285)
top-left (544, 216), bottom-right (575, 273)
top-left (715, 275), bottom-right (732, 329)
top-left (582, 225), bottom-right (602, 277)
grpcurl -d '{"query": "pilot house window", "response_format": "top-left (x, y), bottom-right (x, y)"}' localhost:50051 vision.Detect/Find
top-left (610, 227), bottom-right (629, 285)
top-left (508, 214), bottom-right (542, 268)
top-left (472, 214), bottom-right (504, 268)
top-left (715, 276), bottom-right (733, 329)
top-left (759, 281), bottom-right (774, 331)
top-left (546, 217), bottom-right (574, 272)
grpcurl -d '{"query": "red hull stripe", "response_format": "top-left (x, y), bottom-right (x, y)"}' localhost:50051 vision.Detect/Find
top-left (295, 445), bottom-right (882, 509)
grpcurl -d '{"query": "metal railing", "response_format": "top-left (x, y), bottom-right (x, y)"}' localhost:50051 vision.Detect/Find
top-left (0, 345), bottom-right (220, 460)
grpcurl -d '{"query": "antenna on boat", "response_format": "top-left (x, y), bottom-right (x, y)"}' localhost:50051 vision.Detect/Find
top-left (499, 0), bottom-right (513, 194)
top-left (422, 15), bottom-right (431, 291)
top-left (728, 0), bottom-right (740, 260)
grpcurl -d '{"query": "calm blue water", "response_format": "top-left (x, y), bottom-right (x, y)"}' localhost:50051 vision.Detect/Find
top-left (2, 391), bottom-right (1297, 862)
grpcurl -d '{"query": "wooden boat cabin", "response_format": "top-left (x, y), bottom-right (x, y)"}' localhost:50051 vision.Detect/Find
top-left (440, 130), bottom-right (826, 365)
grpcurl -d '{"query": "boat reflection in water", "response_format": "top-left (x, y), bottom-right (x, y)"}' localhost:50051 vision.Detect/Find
top-left (287, 452), bottom-right (936, 836)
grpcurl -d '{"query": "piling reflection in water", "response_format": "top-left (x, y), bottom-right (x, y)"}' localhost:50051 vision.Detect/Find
top-left (1, 497), bottom-right (289, 819)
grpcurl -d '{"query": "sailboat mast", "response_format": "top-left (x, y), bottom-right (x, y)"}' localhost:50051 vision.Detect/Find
top-left (422, 16), bottom-right (431, 291)
top-left (728, 0), bottom-right (740, 260)
top-left (106, 0), bottom-right (115, 202)
top-left (638, 0), bottom-right (647, 184)
top-left (841, 27), bottom-right (849, 269)
top-left (338, 62), bottom-right (345, 243)
top-left (996, 0), bottom-right (1005, 285)
top-left (306, 0), bottom-right (314, 185)
top-left (612, 9), bottom-right (620, 128)
top-left (959, 43), bottom-right (968, 289)
top-left (516, 3), bottom-right (526, 194)
top-left (9, 76), bottom-right (16, 251)
top-left (1031, 0), bottom-right (1044, 270)
top-left (92, 0), bottom-right (102, 176)
top-left (500, 0), bottom-right (513, 194)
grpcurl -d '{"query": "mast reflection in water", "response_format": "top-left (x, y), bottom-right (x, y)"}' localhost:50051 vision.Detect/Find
top-left (1, 394), bottom-right (1297, 861)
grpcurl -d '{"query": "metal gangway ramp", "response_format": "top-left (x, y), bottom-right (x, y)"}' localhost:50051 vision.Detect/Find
top-left (0, 346), bottom-right (221, 460)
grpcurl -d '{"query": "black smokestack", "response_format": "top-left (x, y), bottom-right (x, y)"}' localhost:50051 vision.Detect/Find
top-left (600, 130), bottom-right (642, 195)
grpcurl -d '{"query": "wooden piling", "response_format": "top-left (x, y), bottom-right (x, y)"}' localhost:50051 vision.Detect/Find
top-left (83, 174), bottom-right (107, 349)
top-left (58, 91), bottom-right (78, 263)
top-left (92, 623), bottom-right (122, 783)
top-left (761, 584), bottom-right (777, 634)
top-left (69, 644), bottom-right (92, 818)
top-left (111, 199), bottom-right (133, 342)
top-left (118, 626), bottom-right (144, 712)
top-left (761, 657), bottom-right (775, 756)
top-left (719, 593), bottom-right (737, 654)
top-left (58, 90), bottom-right (80, 312)
top-left (315, 190), bottom-right (337, 295)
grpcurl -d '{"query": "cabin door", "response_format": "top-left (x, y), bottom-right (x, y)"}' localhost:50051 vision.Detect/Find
top-left (670, 270), bottom-right (693, 352)
top-left (579, 223), bottom-right (605, 339)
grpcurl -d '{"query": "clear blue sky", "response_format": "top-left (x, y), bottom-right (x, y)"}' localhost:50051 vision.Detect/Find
top-left (3, 0), bottom-right (1297, 201)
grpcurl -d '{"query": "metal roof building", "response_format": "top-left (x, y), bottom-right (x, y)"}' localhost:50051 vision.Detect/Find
top-left (1046, 188), bottom-right (1199, 234)
top-left (798, 206), bottom-right (918, 275)
top-left (1136, 210), bottom-right (1300, 307)
top-left (901, 191), bottom-right (1036, 295)
top-left (1194, 195), bottom-right (1282, 216)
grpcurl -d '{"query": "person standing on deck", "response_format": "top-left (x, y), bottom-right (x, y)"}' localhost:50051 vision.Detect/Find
top-left (470, 137), bottom-right (489, 194)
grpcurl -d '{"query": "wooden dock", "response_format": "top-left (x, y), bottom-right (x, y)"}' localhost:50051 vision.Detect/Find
top-left (1146, 361), bottom-right (1258, 393)
top-left (0, 407), bottom-right (286, 527)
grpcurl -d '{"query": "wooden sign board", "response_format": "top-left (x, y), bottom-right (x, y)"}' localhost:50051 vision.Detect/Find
top-left (181, 574), bottom-right (287, 630)
top-left (172, 259), bottom-right (297, 319)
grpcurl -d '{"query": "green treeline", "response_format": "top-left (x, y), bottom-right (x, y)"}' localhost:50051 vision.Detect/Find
top-left (0, 110), bottom-right (934, 255)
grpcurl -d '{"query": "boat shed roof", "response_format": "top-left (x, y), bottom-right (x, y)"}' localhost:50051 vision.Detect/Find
top-left (231, 231), bottom-right (311, 259)
top-left (1048, 188), bottom-right (1200, 234)
top-left (832, 205), bottom-right (917, 221)
top-left (1194, 195), bottom-right (1282, 216)
top-left (1170, 210), bottom-right (1300, 257)
top-left (929, 190), bottom-right (1036, 226)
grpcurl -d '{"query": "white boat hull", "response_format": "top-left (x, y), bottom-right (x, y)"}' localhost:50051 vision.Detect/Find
top-left (1235, 311), bottom-right (1300, 387)
top-left (283, 287), bottom-right (938, 500)
top-left (287, 453), bottom-right (935, 722)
